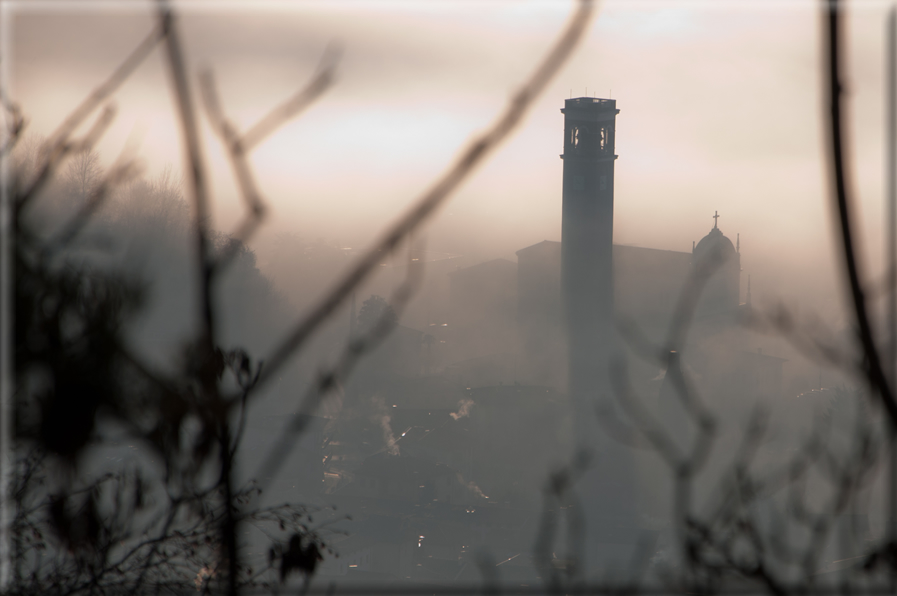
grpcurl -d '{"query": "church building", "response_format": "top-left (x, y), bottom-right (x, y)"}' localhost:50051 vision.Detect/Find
top-left (438, 98), bottom-right (783, 404)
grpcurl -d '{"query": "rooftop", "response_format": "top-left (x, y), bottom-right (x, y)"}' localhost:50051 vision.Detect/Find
top-left (565, 96), bottom-right (615, 107)
top-left (561, 97), bottom-right (617, 114)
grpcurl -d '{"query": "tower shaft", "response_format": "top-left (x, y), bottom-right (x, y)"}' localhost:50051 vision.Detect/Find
top-left (561, 97), bottom-right (619, 424)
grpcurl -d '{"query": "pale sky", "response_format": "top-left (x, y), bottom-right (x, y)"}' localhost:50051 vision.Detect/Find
top-left (4, 0), bottom-right (895, 318)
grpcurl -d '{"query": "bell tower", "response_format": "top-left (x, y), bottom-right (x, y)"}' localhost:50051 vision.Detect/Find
top-left (561, 97), bottom-right (618, 421)
top-left (561, 98), bottom-right (637, 567)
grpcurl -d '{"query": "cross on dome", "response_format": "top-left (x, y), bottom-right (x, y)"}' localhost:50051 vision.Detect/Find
top-left (713, 211), bottom-right (720, 229)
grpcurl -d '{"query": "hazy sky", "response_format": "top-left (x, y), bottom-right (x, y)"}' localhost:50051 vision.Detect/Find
top-left (4, 0), bottom-right (894, 318)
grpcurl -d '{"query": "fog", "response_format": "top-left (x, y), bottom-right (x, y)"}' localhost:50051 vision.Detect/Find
top-left (6, 0), bottom-right (897, 590)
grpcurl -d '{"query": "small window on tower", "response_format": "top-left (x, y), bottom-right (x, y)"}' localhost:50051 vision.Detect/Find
top-left (599, 175), bottom-right (607, 190)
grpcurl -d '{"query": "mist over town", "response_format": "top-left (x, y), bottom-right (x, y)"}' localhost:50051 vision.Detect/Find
top-left (5, 1), bottom-right (897, 592)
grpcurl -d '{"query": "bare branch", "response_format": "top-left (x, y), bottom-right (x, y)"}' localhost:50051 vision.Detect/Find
top-left (822, 0), bottom-right (897, 424)
top-left (198, 69), bottom-right (268, 263)
top-left (47, 27), bottom-right (163, 152)
top-left (158, 1), bottom-right (235, 592)
top-left (157, 0), bottom-right (217, 372)
top-left (198, 45), bottom-right (336, 265)
top-left (240, 44), bottom-right (339, 152)
top-left (69, 104), bottom-right (118, 155)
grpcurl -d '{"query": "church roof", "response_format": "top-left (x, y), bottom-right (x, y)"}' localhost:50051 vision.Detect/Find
top-left (516, 239), bottom-right (691, 260)
top-left (515, 240), bottom-right (560, 258)
top-left (694, 226), bottom-right (736, 261)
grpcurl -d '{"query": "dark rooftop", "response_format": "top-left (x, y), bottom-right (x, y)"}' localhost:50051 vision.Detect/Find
top-left (562, 97), bottom-right (617, 111)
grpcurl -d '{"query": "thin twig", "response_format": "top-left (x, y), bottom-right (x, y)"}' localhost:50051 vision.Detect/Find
top-left (241, 44), bottom-right (339, 152)
top-left (823, 0), bottom-right (897, 423)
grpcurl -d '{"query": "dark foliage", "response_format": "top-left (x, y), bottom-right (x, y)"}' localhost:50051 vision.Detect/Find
top-left (15, 228), bottom-right (143, 460)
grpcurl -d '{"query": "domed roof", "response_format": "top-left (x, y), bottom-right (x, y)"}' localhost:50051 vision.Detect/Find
top-left (694, 226), bottom-right (736, 260)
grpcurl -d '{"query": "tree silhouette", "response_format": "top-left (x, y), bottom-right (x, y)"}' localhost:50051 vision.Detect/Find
top-left (63, 148), bottom-right (101, 199)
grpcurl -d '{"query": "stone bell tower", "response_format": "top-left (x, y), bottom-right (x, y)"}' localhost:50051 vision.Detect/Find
top-left (561, 97), bottom-right (638, 568)
top-left (561, 97), bottom-right (619, 423)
